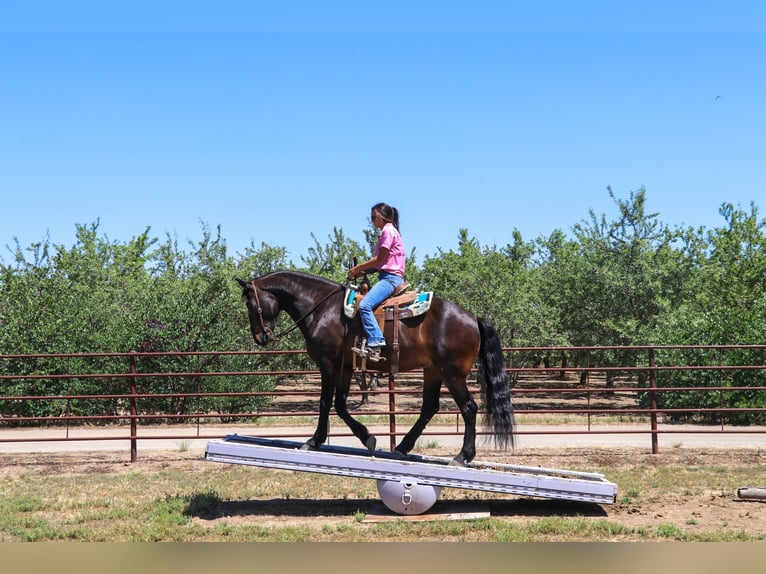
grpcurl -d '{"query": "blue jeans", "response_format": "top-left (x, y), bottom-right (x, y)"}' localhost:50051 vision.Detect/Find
top-left (358, 271), bottom-right (403, 347)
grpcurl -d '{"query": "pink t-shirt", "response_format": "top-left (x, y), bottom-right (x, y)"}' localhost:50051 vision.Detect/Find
top-left (375, 222), bottom-right (406, 276)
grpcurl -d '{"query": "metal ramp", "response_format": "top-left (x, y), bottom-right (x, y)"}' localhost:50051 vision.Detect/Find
top-left (205, 435), bottom-right (618, 514)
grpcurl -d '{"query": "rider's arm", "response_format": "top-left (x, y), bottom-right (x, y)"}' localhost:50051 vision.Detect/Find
top-left (348, 247), bottom-right (389, 280)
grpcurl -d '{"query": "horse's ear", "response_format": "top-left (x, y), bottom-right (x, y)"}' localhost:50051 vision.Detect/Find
top-left (235, 278), bottom-right (249, 289)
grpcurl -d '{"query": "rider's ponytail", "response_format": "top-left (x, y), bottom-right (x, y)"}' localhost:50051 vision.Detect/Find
top-left (372, 202), bottom-right (400, 232)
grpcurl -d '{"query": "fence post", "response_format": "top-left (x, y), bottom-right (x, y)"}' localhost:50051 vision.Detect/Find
top-left (648, 347), bottom-right (659, 454)
top-left (388, 371), bottom-right (397, 451)
top-left (586, 349), bottom-right (591, 432)
top-left (128, 352), bottom-right (138, 462)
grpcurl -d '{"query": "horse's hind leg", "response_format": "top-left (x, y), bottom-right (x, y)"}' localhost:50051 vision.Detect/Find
top-left (447, 378), bottom-right (478, 466)
top-left (394, 369), bottom-right (442, 457)
top-left (356, 371), bottom-right (369, 406)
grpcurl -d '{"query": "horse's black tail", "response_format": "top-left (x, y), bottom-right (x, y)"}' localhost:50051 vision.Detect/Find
top-left (477, 318), bottom-right (515, 449)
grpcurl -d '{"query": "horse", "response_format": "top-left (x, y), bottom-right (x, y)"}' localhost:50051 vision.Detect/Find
top-left (237, 270), bottom-right (515, 465)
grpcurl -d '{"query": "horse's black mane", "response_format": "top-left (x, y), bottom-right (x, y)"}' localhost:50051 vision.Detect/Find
top-left (255, 269), bottom-right (344, 290)
top-left (255, 269), bottom-right (343, 290)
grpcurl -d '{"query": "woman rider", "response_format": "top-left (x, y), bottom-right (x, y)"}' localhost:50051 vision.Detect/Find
top-left (346, 202), bottom-right (405, 362)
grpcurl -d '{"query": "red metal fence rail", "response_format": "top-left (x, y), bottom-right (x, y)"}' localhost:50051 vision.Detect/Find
top-left (1, 345), bottom-right (765, 461)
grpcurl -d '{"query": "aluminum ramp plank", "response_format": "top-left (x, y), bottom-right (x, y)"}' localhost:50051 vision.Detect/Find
top-left (205, 435), bottom-right (618, 505)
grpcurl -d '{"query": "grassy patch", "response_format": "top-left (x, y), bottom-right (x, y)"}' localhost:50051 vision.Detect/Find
top-left (0, 450), bottom-right (764, 542)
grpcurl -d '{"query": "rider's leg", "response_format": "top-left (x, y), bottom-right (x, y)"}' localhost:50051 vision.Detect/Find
top-left (358, 272), bottom-right (402, 347)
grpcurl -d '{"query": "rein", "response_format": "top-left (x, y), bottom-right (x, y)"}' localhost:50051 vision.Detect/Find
top-left (249, 280), bottom-right (343, 342)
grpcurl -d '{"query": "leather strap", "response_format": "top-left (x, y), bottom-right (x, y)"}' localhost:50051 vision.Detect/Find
top-left (391, 303), bottom-right (400, 375)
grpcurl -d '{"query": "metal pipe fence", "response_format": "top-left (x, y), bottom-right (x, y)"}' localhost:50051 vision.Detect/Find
top-left (1, 345), bottom-right (765, 461)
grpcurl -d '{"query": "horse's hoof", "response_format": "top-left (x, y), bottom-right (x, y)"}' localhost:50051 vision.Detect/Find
top-left (300, 442), bottom-right (319, 451)
top-left (365, 436), bottom-right (377, 454)
top-left (389, 449), bottom-right (408, 460)
top-left (449, 456), bottom-right (467, 467)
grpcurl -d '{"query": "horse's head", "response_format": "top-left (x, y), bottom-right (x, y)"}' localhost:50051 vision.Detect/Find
top-left (236, 278), bottom-right (279, 346)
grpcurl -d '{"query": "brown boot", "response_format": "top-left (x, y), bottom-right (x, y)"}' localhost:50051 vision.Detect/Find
top-left (367, 346), bottom-right (386, 362)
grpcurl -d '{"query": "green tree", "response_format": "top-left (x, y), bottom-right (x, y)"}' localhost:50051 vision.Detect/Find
top-left (699, 202), bottom-right (766, 315)
top-left (539, 188), bottom-right (686, 345)
top-left (301, 227), bottom-right (365, 282)
top-left (0, 222), bottom-right (157, 419)
top-left (419, 229), bottom-right (532, 346)
top-left (136, 224), bottom-right (278, 420)
top-left (536, 188), bottom-right (691, 384)
top-left (0, 222), bottom-right (281, 421)
top-left (646, 202), bottom-right (766, 423)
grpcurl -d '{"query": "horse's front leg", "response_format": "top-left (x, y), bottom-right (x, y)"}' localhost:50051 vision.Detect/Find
top-left (393, 370), bottom-right (442, 458)
top-left (334, 364), bottom-right (377, 453)
top-left (301, 368), bottom-right (335, 451)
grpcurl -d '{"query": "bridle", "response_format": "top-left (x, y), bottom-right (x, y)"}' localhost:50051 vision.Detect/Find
top-left (249, 281), bottom-right (275, 343)
top-left (248, 280), bottom-right (343, 342)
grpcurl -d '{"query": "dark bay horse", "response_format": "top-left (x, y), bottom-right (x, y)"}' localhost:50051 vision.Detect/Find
top-left (237, 270), bottom-right (514, 465)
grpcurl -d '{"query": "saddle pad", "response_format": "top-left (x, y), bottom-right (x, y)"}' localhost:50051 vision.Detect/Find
top-left (344, 286), bottom-right (360, 318)
top-left (344, 287), bottom-right (433, 320)
top-left (379, 291), bottom-right (433, 321)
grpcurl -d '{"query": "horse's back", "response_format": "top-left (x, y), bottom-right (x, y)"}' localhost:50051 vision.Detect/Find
top-left (424, 296), bottom-right (480, 337)
top-left (396, 296), bottom-right (480, 372)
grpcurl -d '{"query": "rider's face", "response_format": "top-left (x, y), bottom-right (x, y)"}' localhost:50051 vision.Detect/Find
top-left (370, 212), bottom-right (385, 229)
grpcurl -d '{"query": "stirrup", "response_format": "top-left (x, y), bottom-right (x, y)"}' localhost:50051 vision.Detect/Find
top-left (351, 339), bottom-right (368, 358)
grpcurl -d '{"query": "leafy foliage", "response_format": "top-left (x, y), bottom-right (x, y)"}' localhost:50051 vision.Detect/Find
top-left (0, 222), bottom-right (281, 421)
top-left (2, 188), bottom-right (766, 423)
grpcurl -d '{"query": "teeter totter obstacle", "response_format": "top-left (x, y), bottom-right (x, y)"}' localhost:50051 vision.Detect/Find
top-left (205, 435), bottom-right (619, 515)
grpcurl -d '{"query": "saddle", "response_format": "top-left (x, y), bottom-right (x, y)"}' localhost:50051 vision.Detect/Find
top-left (343, 282), bottom-right (433, 375)
top-left (343, 282), bottom-right (433, 321)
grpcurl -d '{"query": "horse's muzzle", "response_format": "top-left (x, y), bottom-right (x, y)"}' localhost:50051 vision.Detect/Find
top-left (257, 327), bottom-right (274, 345)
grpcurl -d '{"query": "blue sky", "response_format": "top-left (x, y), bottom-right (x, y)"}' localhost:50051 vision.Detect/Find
top-left (2, 3), bottom-right (765, 266)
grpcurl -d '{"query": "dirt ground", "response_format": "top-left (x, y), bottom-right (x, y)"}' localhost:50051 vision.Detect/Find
top-left (229, 446), bottom-right (766, 536)
top-left (2, 371), bottom-right (764, 539)
top-left (209, 374), bottom-right (766, 538)
top-left (2, 444), bottom-right (764, 539)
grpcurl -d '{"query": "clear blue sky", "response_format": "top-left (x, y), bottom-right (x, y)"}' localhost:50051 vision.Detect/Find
top-left (2, 2), bottom-right (765, 266)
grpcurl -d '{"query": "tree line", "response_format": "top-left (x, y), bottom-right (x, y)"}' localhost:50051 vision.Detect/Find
top-left (1, 188), bottom-right (765, 423)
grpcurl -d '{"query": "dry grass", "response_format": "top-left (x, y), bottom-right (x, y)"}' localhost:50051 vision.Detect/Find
top-left (1, 371), bottom-right (762, 542)
top-left (1, 446), bottom-right (764, 542)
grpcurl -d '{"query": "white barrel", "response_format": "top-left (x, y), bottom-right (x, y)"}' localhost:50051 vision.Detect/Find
top-left (376, 479), bottom-right (441, 515)
top-left (737, 487), bottom-right (766, 500)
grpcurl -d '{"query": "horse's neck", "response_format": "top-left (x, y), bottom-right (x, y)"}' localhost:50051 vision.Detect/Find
top-left (267, 275), bottom-right (335, 322)
top-left (265, 285), bottom-right (301, 320)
